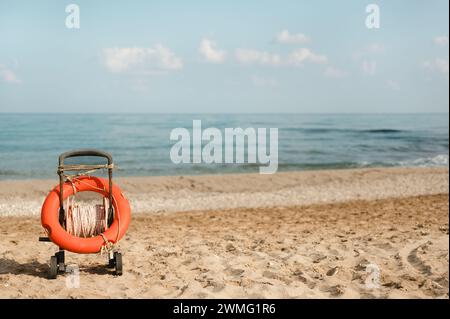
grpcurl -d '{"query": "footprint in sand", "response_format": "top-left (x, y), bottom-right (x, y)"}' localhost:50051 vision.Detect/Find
top-left (407, 244), bottom-right (432, 276)
top-left (398, 239), bottom-right (433, 276)
top-left (398, 236), bottom-right (449, 297)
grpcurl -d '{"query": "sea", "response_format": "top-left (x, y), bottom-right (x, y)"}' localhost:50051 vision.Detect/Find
top-left (0, 113), bottom-right (448, 180)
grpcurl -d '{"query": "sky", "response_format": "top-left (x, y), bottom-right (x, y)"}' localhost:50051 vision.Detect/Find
top-left (0, 0), bottom-right (448, 113)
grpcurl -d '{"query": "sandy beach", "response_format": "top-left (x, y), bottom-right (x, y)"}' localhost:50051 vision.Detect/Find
top-left (0, 167), bottom-right (448, 298)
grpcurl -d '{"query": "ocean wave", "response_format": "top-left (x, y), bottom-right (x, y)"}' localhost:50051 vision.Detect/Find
top-left (398, 154), bottom-right (449, 167)
top-left (361, 129), bottom-right (404, 133)
top-left (282, 128), bottom-right (405, 134)
top-left (0, 169), bottom-right (22, 176)
top-left (276, 155), bottom-right (449, 171)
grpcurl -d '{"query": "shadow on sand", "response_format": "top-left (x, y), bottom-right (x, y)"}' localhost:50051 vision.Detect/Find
top-left (0, 258), bottom-right (49, 278)
top-left (0, 258), bottom-right (115, 278)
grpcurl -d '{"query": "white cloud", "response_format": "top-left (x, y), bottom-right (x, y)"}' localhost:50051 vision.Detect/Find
top-left (434, 36), bottom-right (449, 46)
top-left (102, 45), bottom-right (183, 73)
top-left (288, 48), bottom-right (327, 66)
top-left (423, 58), bottom-right (449, 76)
top-left (199, 39), bottom-right (226, 63)
top-left (235, 49), bottom-right (282, 66)
top-left (361, 60), bottom-right (377, 75)
top-left (0, 65), bottom-right (21, 84)
top-left (235, 47), bottom-right (326, 67)
top-left (324, 66), bottom-right (348, 78)
top-left (423, 38), bottom-right (449, 78)
top-left (276, 30), bottom-right (309, 44)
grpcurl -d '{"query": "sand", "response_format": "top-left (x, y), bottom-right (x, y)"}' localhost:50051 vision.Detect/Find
top-left (0, 167), bottom-right (448, 298)
top-left (0, 167), bottom-right (448, 216)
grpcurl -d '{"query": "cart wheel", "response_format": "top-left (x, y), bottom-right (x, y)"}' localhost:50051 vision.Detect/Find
top-left (114, 252), bottom-right (122, 276)
top-left (56, 251), bottom-right (65, 272)
top-left (49, 256), bottom-right (58, 279)
top-left (107, 251), bottom-right (115, 268)
top-left (108, 256), bottom-right (115, 269)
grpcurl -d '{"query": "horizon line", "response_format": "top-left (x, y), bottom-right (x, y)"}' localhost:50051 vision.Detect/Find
top-left (0, 112), bottom-right (449, 115)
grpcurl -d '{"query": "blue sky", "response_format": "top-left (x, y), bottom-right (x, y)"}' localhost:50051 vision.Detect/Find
top-left (0, 0), bottom-right (448, 113)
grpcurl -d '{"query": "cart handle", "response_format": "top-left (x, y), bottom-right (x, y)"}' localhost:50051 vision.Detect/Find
top-left (57, 149), bottom-right (115, 227)
top-left (59, 149), bottom-right (113, 166)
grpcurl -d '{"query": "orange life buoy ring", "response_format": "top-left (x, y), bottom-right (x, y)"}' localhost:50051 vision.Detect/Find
top-left (41, 176), bottom-right (131, 254)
